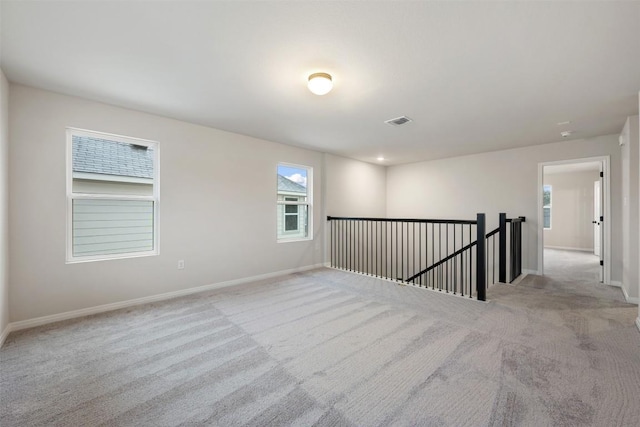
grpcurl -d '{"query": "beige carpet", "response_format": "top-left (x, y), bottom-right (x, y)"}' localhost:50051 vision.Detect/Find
top-left (1, 266), bottom-right (639, 426)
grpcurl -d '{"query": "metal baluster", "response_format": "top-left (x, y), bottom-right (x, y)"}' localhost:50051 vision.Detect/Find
top-left (453, 224), bottom-right (457, 294)
top-left (418, 223), bottom-right (422, 287)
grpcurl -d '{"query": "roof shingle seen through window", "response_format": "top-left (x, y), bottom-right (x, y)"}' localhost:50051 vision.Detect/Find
top-left (72, 135), bottom-right (154, 179)
top-left (277, 175), bottom-right (306, 194)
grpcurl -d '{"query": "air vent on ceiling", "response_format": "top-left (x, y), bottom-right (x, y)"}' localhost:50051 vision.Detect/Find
top-left (385, 116), bottom-right (412, 126)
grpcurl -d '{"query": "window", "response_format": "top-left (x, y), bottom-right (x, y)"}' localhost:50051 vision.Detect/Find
top-left (543, 185), bottom-right (552, 229)
top-left (66, 128), bottom-right (159, 262)
top-left (277, 164), bottom-right (311, 241)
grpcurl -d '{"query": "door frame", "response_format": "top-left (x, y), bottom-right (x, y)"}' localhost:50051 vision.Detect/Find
top-left (593, 180), bottom-right (601, 258)
top-left (537, 155), bottom-right (611, 284)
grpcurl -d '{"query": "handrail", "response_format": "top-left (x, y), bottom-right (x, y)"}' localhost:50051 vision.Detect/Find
top-left (405, 240), bottom-right (477, 282)
top-left (327, 216), bottom-right (477, 225)
top-left (405, 226), bottom-right (499, 282)
top-left (486, 227), bottom-right (500, 238)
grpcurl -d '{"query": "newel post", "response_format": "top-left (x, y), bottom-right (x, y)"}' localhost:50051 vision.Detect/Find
top-left (499, 213), bottom-right (507, 283)
top-left (476, 213), bottom-right (486, 301)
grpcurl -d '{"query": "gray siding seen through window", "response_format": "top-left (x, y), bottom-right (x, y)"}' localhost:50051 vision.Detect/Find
top-left (72, 199), bottom-right (154, 256)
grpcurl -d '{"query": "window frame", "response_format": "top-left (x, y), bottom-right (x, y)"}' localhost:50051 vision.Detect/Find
top-left (543, 184), bottom-right (552, 230)
top-left (277, 163), bottom-right (312, 243)
top-left (66, 127), bottom-right (160, 263)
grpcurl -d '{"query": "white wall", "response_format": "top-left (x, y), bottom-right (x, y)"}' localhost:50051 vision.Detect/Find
top-left (324, 153), bottom-right (386, 217)
top-left (621, 116), bottom-right (639, 301)
top-left (0, 70), bottom-right (9, 338)
top-left (543, 170), bottom-right (599, 251)
top-left (637, 93), bottom-right (640, 328)
top-left (387, 136), bottom-right (623, 281)
top-left (8, 84), bottom-right (326, 322)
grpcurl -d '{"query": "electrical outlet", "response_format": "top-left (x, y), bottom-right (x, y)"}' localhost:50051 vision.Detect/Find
top-left (178, 260), bottom-right (185, 270)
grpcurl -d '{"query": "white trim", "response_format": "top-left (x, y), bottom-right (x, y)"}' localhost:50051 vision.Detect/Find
top-left (538, 156), bottom-right (611, 284)
top-left (67, 127), bottom-right (158, 146)
top-left (1, 263), bottom-right (326, 342)
top-left (321, 153), bottom-right (328, 267)
top-left (544, 245), bottom-right (594, 252)
top-left (0, 324), bottom-right (10, 348)
top-left (510, 272), bottom-right (529, 285)
top-left (523, 269), bottom-right (539, 276)
top-left (73, 172), bottom-right (153, 185)
top-left (610, 280), bottom-right (622, 288)
top-left (621, 286), bottom-right (639, 304)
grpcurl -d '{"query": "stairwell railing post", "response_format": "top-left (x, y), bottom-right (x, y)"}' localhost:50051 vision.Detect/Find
top-left (476, 213), bottom-right (486, 301)
top-left (498, 212), bottom-right (507, 283)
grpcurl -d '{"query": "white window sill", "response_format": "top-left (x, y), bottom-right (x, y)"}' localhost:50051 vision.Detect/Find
top-left (66, 251), bottom-right (158, 264)
top-left (277, 237), bottom-right (312, 244)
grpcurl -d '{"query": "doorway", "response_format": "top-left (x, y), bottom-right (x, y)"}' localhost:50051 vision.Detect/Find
top-left (538, 157), bottom-right (610, 284)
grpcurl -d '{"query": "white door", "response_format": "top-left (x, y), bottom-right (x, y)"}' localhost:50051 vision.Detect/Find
top-left (593, 180), bottom-right (601, 257)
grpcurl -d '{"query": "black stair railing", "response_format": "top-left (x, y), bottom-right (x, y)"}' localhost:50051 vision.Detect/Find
top-left (327, 214), bottom-right (487, 300)
top-left (327, 213), bottom-right (526, 301)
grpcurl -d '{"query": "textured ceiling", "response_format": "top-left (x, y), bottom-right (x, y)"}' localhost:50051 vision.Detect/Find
top-left (2, 1), bottom-right (639, 165)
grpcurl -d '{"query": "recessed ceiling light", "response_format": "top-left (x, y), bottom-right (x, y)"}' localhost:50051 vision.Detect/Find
top-left (377, 156), bottom-right (385, 161)
top-left (308, 72), bottom-right (333, 95)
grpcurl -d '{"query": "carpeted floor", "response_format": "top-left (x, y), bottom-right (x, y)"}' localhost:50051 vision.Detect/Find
top-left (1, 264), bottom-right (639, 426)
top-left (541, 248), bottom-right (612, 298)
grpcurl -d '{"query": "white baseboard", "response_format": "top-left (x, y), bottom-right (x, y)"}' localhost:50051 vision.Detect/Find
top-left (509, 273), bottom-right (529, 285)
top-left (621, 286), bottom-right (639, 305)
top-left (0, 324), bottom-right (10, 349)
top-left (2, 263), bottom-right (326, 343)
top-left (523, 269), bottom-right (539, 276)
top-left (610, 281), bottom-right (622, 288)
top-left (544, 246), bottom-right (594, 252)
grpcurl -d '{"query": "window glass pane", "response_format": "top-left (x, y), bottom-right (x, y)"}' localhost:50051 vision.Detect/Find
top-left (543, 207), bottom-right (551, 229)
top-left (277, 165), bottom-right (308, 198)
top-left (543, 185), bottom-right (551, 207)
top-left (285, 204), bottom-right (298, 214)
top-left (543, 185), bottom-right (551, 229)
top-left (72, 135), bottom-right (154, 195)
top-left (285, 215), bottom-right (298, 231)
top-left (72, 199), bottom-right (154, 256)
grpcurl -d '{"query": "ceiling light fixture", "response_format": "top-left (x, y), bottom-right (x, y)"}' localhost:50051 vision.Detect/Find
top-left (308, 72), bottom-right (333, 95)
top-left (385, 116), bottom-right (412, 126)
top-left (377, 156), bottom-right (385, 161)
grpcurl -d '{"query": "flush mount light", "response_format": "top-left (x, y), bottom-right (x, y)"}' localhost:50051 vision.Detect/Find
top-left (308, 72), bottom-right (333, 95)
top-left (385, 116), bottom-right (412, 126)
top-left (377, 156), bottom-right (385, 161)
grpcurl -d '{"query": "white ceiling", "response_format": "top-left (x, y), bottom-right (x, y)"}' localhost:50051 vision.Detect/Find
top-left (1, 1), bottom-right (639, 165)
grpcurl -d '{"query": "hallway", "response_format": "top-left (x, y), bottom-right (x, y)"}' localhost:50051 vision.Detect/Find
top-left (533, 248), bottom-right (624, 302)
